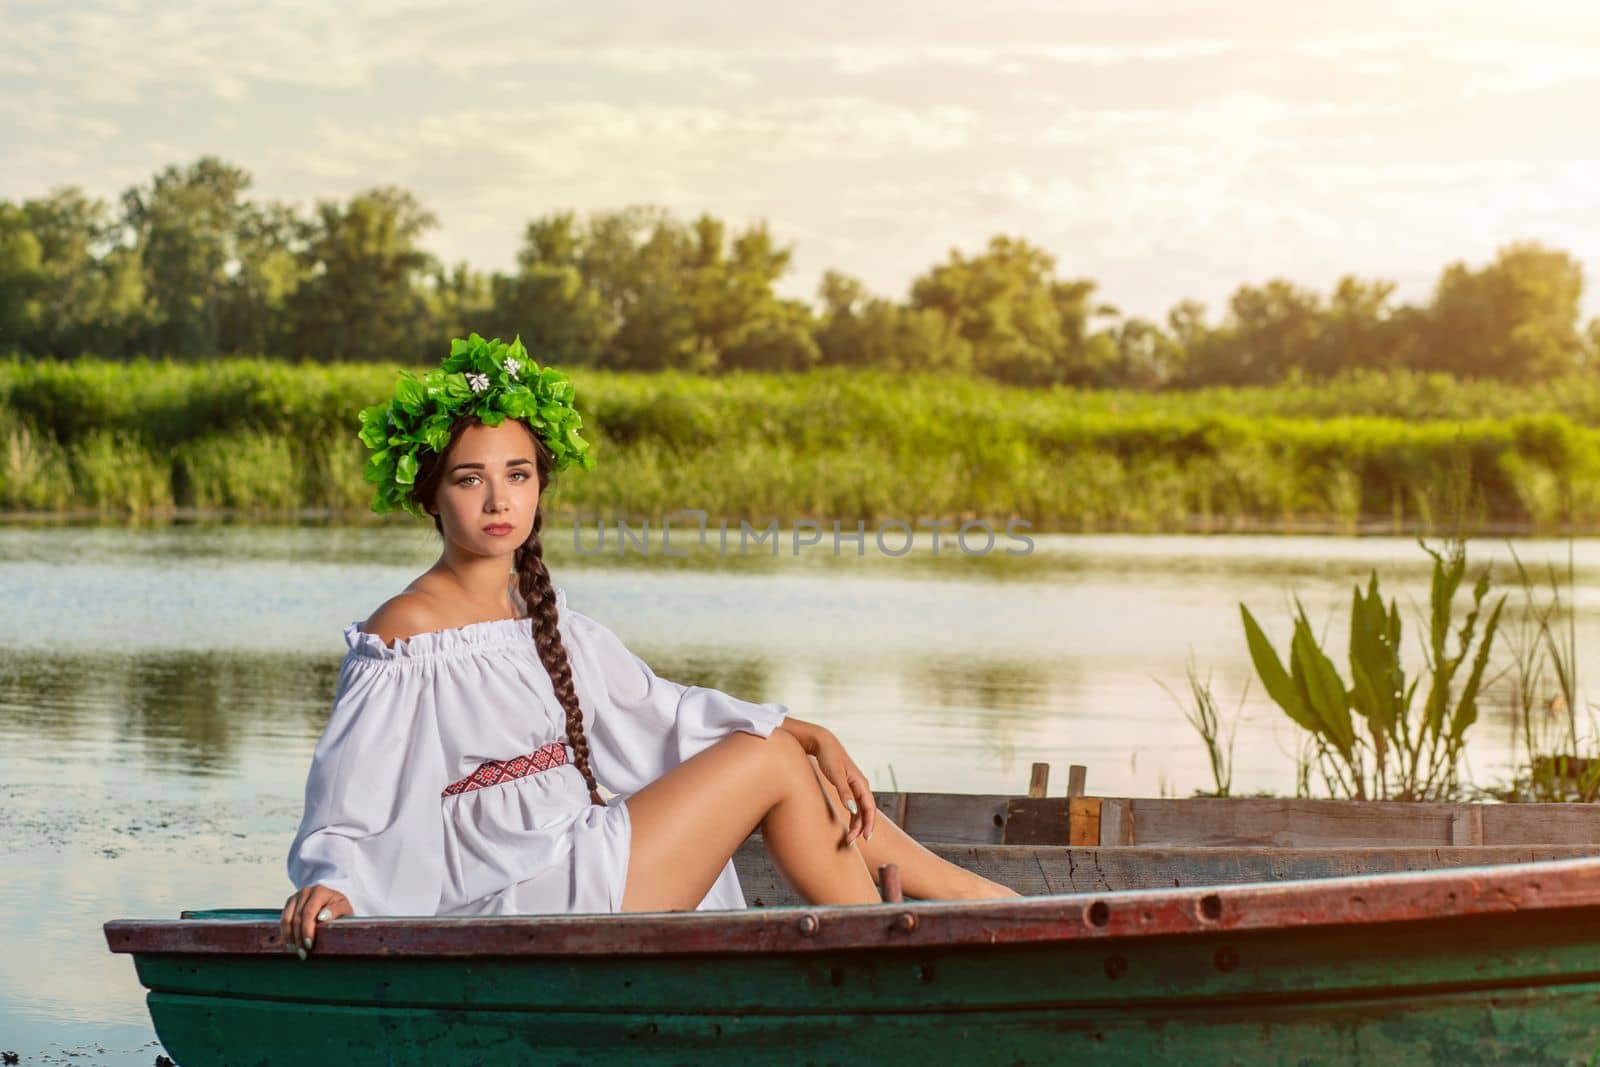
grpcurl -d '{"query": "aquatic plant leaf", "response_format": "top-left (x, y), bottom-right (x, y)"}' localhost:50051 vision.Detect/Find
top-left (1450, 594), bottom-right (1505, 744)
top-left (1290, 604), bottom-right (1355, 756)
top-left (1241, 604), bottom-right (1318, 734)
top-left (1349, 572), bottom-right (1407, 737)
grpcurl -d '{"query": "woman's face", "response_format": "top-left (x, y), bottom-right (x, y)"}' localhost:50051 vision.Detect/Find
top-left (427, 420), bottom-right (543, 557)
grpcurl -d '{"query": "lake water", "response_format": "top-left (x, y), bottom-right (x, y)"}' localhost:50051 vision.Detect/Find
top-left (4, 522), bottom-right (1600, 1063)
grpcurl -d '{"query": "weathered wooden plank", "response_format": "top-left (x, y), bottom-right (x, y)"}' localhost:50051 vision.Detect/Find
top-left (1483, 804), bottom-right (1600, 845)
top-left (896, 792), bottom-right (1010, 844)
top-left (1027, 763), bottom-right (1049, 798)
top-left (870, 791), bottom-right (909, 829)
top-left (1000, 798), bottom-right (1068, 844)
top-left (1100, 798), bottom-right (1134, 845)
top-left (1068, 797), bottom-right (1101, 846)
top-left (1066, 764), bottom-right (1087, 797)
top-left (881, 792), bottom-right (1600, 848)
top-left (1118, 798), bottom-right (1462, 846)
top-left (731, 842), bottom-right (1600, 906)
top-left (1451, 806), bottom-right (1484, 846)
top-left (120, 851), bottom-right (1600, 961)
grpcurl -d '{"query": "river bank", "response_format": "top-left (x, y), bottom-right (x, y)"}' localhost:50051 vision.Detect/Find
top-left (7, 360), bottom-right (1600, 531)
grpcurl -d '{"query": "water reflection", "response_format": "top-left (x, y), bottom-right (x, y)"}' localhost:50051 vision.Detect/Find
top-left (0, 650), bottom-right (342, 771)
top-left (911, 656), bottom-right (1055, 713)
top-left (8, 524), bottom-right (1600, 1064)
top-left (642, 650), bottom-right (777, 706)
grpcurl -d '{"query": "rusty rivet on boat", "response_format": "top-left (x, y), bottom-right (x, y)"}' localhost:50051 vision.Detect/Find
top-left (797, 914), bottom-right (819, 936)
top-left (891, 911), bottom-right (918, 934)
top-left (1199, 893), bottom-right (1223, 921)
top-left (1086, 900), bottom-right (1110, 928)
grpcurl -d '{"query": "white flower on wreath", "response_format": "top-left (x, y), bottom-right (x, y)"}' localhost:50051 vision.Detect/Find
top-left (504, 358), bottom-right (521, 379)
top-left (467, 372), bottom-right (491, 393)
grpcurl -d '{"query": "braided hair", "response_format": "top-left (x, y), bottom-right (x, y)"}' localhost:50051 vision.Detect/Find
top-left (513, 509), bottom-right (604, 806)
top-left (412, 414), bottom-right (604, 807)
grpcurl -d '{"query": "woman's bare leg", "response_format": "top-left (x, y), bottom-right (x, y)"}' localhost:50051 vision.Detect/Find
top-left (809, 764), bottom-right (1020, 900)
top-left (621, 729), bottom-right (880, 911)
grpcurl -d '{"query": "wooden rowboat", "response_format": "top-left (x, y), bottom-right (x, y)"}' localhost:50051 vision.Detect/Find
top-left (107, 854), bottom-right (1600, 1065)
top-left (106, 774), bottom-right (1600, 1062)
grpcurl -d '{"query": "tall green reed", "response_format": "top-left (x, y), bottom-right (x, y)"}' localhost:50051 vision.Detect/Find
top-left (1496, 545), bottom-right (1600, 801)
top-left (1239, 539), bottom-right (1504, 801)
top-left (7, 358), bottom-right (1600, 527)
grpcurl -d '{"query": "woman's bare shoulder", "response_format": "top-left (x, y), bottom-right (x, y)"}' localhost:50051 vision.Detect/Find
top-left (360, 591), bottom-right (449, 647)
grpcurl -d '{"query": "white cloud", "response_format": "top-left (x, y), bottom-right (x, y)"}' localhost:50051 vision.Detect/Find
top-left (4, 0), bottom-right (1600, 325)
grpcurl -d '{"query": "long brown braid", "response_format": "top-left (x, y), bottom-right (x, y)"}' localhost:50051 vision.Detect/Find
top-left (412, 414), bottom-right (603, 807)
top-left (514, 510), bottom-right (604, 807)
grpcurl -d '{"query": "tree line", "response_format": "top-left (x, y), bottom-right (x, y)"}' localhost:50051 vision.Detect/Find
top-left (2, 156), bottom-right (1597, 386)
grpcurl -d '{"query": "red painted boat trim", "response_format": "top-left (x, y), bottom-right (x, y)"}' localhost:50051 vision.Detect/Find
top-left (104, 855), bottom-right (1600, 960)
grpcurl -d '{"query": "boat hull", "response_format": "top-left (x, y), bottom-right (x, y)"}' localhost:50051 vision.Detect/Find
top-left (126, 903), bottom-right (1600, 1065)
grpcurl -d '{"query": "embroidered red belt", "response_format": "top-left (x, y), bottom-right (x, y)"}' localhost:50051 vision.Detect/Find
top-left (441, 741), bottom-right (570, 797)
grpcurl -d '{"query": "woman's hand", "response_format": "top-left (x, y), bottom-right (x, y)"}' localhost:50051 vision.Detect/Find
top-left (280, 885), bottom-right (352, 959)
top-left (782, 719), bottom-right (877, 846)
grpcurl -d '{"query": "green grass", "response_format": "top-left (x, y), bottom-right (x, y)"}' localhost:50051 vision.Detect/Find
top-left (5, 357), bottom-right (1600, 529)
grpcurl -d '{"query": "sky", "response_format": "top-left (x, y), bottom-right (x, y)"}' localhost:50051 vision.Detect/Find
top-left (4, 0), bottom-right (1600, 322)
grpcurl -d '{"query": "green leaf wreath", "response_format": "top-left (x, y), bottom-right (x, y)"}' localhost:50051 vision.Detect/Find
top-left (357, 333), bottom-right (595, 517)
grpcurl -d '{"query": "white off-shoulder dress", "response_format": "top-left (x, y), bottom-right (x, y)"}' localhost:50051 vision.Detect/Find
top-left (287, 588), bottom-right (788, 916)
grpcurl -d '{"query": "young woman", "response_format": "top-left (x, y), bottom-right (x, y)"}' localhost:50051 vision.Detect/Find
top-left (281, 336), bottom-right (1016, 957)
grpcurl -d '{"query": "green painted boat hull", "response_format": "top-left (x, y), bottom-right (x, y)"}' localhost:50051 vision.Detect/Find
top-left (129, 906), bottom-right (1600, 1065)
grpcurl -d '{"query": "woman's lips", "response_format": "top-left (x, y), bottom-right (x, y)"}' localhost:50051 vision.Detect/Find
top-left (482, 523), bottom-right (514, 536)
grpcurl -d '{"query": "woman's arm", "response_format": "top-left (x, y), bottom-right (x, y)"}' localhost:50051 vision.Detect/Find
top-left (561, 598), bottom-right (787, 795)
top-left (775, 716), bottom-right (878, 844)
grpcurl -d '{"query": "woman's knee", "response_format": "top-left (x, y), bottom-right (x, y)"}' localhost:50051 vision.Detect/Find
top-left (763, 726), bottom-right (814, 778)
top-left (714, 726), bottom-right (813, 796)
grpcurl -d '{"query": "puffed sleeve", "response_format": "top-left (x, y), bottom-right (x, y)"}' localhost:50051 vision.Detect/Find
top-left (286, 652), bottom-right (449, 916)
top-left (559, 594), bottom-right (788, 797)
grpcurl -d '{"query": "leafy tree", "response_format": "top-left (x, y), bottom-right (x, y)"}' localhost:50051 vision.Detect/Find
top-left (0, 202), bottom-right (44, 349)
top-left (123, 157), bottom-right (252, 359)
top-left (575, 208), bottom-right (813, 372)
top-left (686, 218), bottom-right (817, 372)
top-left (284, 187), bottom-right (438, 362)
top-left (909, 236), bottom-right (1107, 386)
top-left (1420, 242), bottom-right (1586, 381)
top-left (2, 189), bottom-right (146, 358)
top-left (720, 298), bottom-right (820, 372)
top-left (1199, 279), bottom-right (1326, 385)
top-left (218, 201), bottom-right (305, 355)
top-left (581, 207), bottom-right (701, 371)
top-left (6, 157), bottom-right (1595, 391)
top-left (814, 270), bottom-right (970, 372)
top-left (485, 216), bottom-right (612, 366)
top-left (1104, 316), bottom-right (1186, 389)
top-left (1312, 276), bottom-right (1414, 377)
top-left (427, 260), bottom-right (495, 357)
